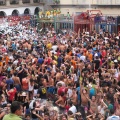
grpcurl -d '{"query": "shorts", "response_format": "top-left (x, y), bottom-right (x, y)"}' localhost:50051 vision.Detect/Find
top-left (47, 87), bottom-right (55, 94)
top-left (26, 108), bottom-right (30, 114)
top-left (15, 84), bottom-right (21, 92)
top-left (59, 106), bottom-right (65, 114)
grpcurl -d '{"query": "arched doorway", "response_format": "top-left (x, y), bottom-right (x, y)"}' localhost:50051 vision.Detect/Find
top-left (12, 10), bottom-right (19, 16)
top-left (34, 7), bottom-right (40, 15)
top-left (0, 11), bottom-right (6, 18)
top-left (24, 8), bottom-right (31, 15)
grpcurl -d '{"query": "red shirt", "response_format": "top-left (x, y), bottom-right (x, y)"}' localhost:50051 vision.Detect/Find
top-left (2, 48), bottom-right (6, 53)
top-left (65, 105), bottom-right (70, 112)
top-left (22, 78), bottom-right (29, 90)
top-left (58, 87), bottom-right (68, 96)
top-left (101, 50), bottom-right (106, 58)
top-left (8, 88), bottom-right (17, 101)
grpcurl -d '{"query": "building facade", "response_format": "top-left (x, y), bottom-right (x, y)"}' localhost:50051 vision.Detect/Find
top-left (1, 0), bottom-right (120, 17)
top-left (0, 0), bottom-right (44, 16)
top-left (46, 0), bottom-right (120, 16)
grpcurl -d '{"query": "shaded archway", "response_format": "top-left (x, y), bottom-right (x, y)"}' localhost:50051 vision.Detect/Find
top-left (34, 7), bottom-right (40, 15)
top-left (12, 10), bottom-right (19, 16)
top-left (0, 11), bottom-right (6, 18)
top-left (24, 8), bottom-right (31, 15)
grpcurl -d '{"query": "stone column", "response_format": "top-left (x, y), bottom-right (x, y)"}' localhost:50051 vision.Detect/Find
top-left (19, 0), bottom-right (23, 5)
top-left (6, 0), bottom-right (10, 6)
top-left (30, 0), bottom-right (33, 4)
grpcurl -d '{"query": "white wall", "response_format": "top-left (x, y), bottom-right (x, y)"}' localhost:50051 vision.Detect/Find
top-left (59, 0), bottom-right (120, 5)
top-left (56, 0), bottom-right (120, 16)
top-left (0, 6), bottom-right (44, 16)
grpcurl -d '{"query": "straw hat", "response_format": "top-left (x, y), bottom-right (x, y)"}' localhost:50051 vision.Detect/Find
top-left (21, 92), bottom-right (27, 96)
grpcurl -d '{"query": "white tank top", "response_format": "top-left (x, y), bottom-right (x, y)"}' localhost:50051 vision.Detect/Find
top-left (29, 82), bottom-right (34, 91)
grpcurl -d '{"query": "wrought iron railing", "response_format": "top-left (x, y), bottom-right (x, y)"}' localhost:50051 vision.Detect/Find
top-left (22, 0), bottom-right (30, 4)
top-left (0, 0), bottom-right (5, 5)
top-left (47, 0), bottom-right (60, 4)
top-left (33, 0), bottom-right (44, 3)
top-left (10, 0), bottom-right (19, 4)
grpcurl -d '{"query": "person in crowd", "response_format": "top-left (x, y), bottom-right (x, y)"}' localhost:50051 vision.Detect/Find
top-left (12, 72), bottom-right (21, 92)
top-left (3, 101), bottom-right (23, 120)
top-left (7, 84), bottom-right (17, 103)
top-left (68, 100), bottom-right (77, 115)
top-left (107, 109), bottom-right (120, 120)
top-left (0, 16), bottom-right (120, 120)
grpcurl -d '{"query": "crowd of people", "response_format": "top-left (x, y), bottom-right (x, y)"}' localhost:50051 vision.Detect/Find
top-left (0, 20), bottom-right (120, 120)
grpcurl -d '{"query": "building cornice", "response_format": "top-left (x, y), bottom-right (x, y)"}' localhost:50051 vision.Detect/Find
top-left (49, 4), bottom-right (120, 8)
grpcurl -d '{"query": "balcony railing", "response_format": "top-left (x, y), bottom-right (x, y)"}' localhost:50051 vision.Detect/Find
top-left (22, 0), bottom-right (30, 4)
top-left (47, 0), bottom-right (60, 5)
top-left (0, 0), bottom-right (6, 5)
top-left (10, 0), bottom-right (19, 4)
top-left (33, 0), bottom-right (44, 3)
top-left (54, 0), bottom-right (60, 4)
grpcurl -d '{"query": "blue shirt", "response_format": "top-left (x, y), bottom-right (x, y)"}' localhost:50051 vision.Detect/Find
top-left (89, 88), bottom-right (96, 99)
top-left (12, 44), bottom-right (16, 50)
top-left (76, 87), bottom-right (80, 100)
top-left (6, 78), bottom-right (14, 90)
top-left (97, 52), bottom-right (101, 57)
top-left (93, 47), bottom-right (96, 51)
top-left (57, 57), bottom-right (62, 67)
top-left (38, 58), bottom-right (44, 64)
top-left (77, 53), bottom-right (81, 58)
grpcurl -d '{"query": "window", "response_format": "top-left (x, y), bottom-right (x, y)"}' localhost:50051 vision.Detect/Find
top-left (116, 0), bottom-right (120, 4)
top-left (22, 0), bottom-right (30, 4)
top-left (33, 0), bottom-right (39, 3)
top-left (0, 0), bottom-right (5, 5)
top-left (10, 0), bottom-right (19, 4)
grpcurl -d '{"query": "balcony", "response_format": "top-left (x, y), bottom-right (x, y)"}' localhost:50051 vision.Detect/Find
top-left (22, 0), bottom-right (30, 4)
top-left (10, 0), bottom-right (19, 4)
top-left (33, 0), bottom-right (44, 3)
top-left (0, 0), bottom-right (44, 9)
top-left (0, 0), bottom-right (5, 5)
top-left (47, 0), bottom-right (60, 5)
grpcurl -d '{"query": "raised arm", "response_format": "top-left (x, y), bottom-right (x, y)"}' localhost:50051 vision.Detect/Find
top-left (32, 111), bottom-right (44, 120)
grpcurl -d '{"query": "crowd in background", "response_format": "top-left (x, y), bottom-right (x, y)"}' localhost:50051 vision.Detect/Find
top-left (0, 21), bottom-right (120, 120)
